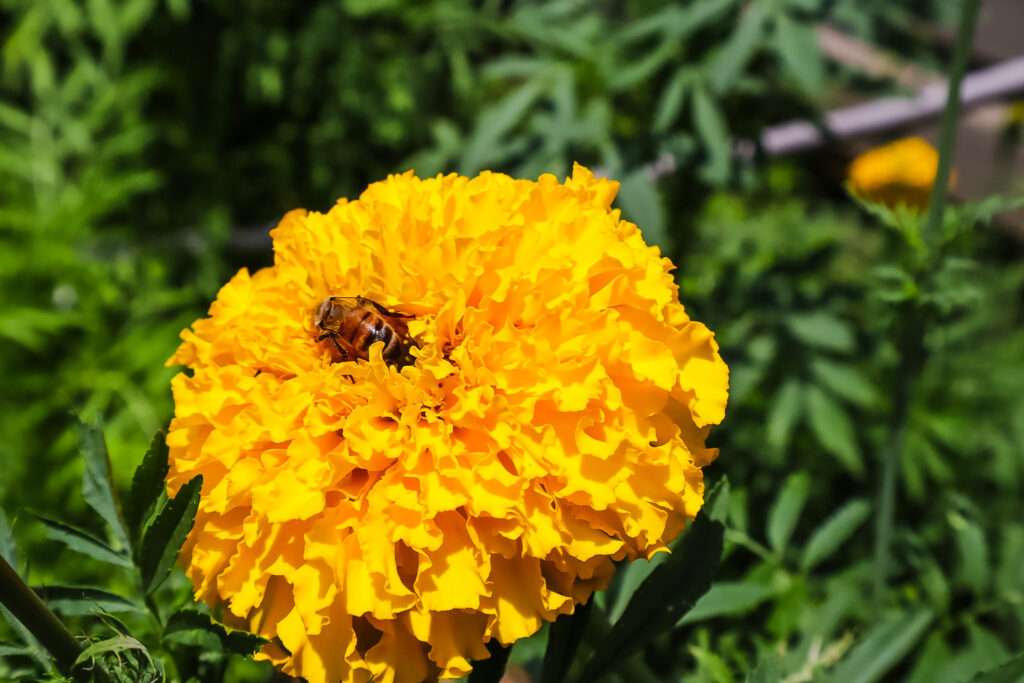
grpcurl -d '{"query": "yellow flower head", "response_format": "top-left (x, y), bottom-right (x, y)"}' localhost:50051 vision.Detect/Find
top-left (166, 164), bottom-right (729, 683)
top-left (847, 136), bottom-right (947, 210)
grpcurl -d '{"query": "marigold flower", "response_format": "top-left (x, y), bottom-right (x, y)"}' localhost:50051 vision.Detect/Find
top-left (847, 136), bottom-right (950, 210)
top-left (165, 164), bottom-right (729, 683)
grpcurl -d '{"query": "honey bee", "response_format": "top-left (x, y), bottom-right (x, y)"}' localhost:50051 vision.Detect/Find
top-left (314, 296), bottom-right (415, 367)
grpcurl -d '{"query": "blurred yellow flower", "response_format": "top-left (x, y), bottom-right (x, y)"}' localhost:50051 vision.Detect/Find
top-left (847, 136), bottom-right (948, 209)
top-left (165, 164), bottom-right (729, 683)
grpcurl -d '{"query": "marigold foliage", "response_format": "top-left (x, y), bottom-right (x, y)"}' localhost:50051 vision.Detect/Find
top-left (847, 136), bottom-right (946, 209)
top-left (166, 164), bottom-right (729, 683)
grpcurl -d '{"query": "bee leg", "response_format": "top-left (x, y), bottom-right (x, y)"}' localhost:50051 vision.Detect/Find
top-left (332, 338), bottom-right (349, 361)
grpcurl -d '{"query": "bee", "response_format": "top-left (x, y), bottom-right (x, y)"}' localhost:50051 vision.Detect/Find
top-left (314, 296), bottom-right (415, 367)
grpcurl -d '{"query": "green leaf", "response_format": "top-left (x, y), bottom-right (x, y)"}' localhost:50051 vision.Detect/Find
top-left (607, 553), bottom-right (667, 624)
top-left (907, 633), bottom-right (951, 683)
top-left (746, 655), bottom-right (784, 683)
top-left (653, 69), bottom-right (691, 133)
top-left (707, 2), bottom-right (767, 92)
top-left (949, 512), bottom-right (990, 593)
top-left (678, 580), bottom-right (776, 625)
top-left (831, 609), bottom-right (933, 683)
top-left (801, 499), bottom-right (871, 571)
top-left (33, 514), bottom-right (132, 568)
top-left (34, 586), bottom-right (143, 616)
top-left (459, 79), bottom-right (544, 175)
top-left (767, 472), bottom-right (810, 554)
top-left (541, 600), bottom-right (591, 683)
top-left (618, 171), bottom-right (669, 252)
top-left (0, 509), bottom-right (16, 567)
top-left (77, 419), bottom-right (130, 550)
top-left (785, 311), bottom-right (856, 353)
top-left (140, 475), bottom-right (202, 594)
top-left (692, 86), bottom-right (731, 184)
top-left (773, 15), bottom-right (824, 95)
top-left (73, 634), bottom-right (149, 668)
top-left (965, 653), bottom-right (1024, 683)
top-left (125, 431), bottom-right (170, 543)
top-left (810, 358), bottom-right (880, 408)
top-left (767, 380), bottom-right (803, 454)
top-left (805, 385), bottom-right (864, 476)
top-left (164, 608), bottom-right (266, 655)
top-left (572, 512), bottom-right (724, 683)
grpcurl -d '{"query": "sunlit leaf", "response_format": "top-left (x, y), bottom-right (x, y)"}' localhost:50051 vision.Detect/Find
top-left (678, 580), bottom-right (776, 625)
top-left (801, 499), bottom-right (870, 571)
top-left (785, 312), bottom-right (855, 353)
top-left (767, 472), bottom-right (810, 554)
top-left (831, 609), bottom-right (933, 683)
top-left (805, 386), bottom-right (864, 476)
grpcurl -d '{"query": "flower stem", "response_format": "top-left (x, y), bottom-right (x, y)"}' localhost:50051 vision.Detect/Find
top-left (923, 0), bottom-right (982, 244)
top-left (873, 313), bottom-right (921, 603)
top-left (0, 554), bottom-right (83, 676)
top-left (875, 0), bottom-right (981, 603)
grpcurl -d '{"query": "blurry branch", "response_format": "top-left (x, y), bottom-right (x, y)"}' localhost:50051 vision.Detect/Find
top-left (749, 55), bottom-right (1024, 158)
top-left (642, 45), bottom-right (1024, 181)
top-left (815, 24), bottom-right (934, 90)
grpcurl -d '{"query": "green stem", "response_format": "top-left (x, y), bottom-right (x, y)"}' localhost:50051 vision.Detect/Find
top-left (0, 554), bottom-right (83, 676)
top-left (874, 0), bottom-right (981, 606)
top-left (873, 329), bottom-right (917, 603)
top-left (923, 0), bottom-right (982, 243)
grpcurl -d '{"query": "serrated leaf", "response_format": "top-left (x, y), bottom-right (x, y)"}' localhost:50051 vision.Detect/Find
top-left (34, 586), bottom-right (143, 616)
top-left (831, 609), bottom-right (933, 683)
top-left (678, 580), bottom-right (776, 625)
top-left (164, 608), bottom-right (266, 655)
top-left (140, 475), bottom-right (202, 594)
top-left (805, 385), bottom-right (864, 476)
top-left (541, 600), bottom-right (591, 683)
top-left (73, 634), bottom-right (149, 668)
top-left (77, 419), bottom-right (129, 550)
top-left (786, 311), bottom-right (855, 353)
top-left (773, 15), bottom-right (824, 95)
top-left (767, 472), bottom-right (810, 553)
top-left (618, 170), bottom-right (669, 252)
top-left (965, 653), bottom-right (1024, 683)
top-left (801, 499), bottom-right (871, 571)
top-left (810, 358), bottom-right (880, 408)
top-left (572, 512), bottom-right (724, 683)
top-left (125, 431), bottom-right (170, 543)
top-left (692, 86), bottom-right (731, 184)
top-left (33, 514), bottom-right (132, 568)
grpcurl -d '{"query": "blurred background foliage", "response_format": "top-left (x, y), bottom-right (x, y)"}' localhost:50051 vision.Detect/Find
top-left (1, 0), bottom-right (1022, 681)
